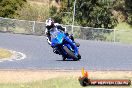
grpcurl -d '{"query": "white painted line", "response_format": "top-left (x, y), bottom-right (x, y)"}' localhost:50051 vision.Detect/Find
top-left (16, 52), bottom-right (26, 60)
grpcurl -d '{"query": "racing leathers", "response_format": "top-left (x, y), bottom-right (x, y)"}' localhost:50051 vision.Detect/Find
top-left (45, 23), bottom-right (77, 54)
top-left (45, 23), bottom-right (74, 45)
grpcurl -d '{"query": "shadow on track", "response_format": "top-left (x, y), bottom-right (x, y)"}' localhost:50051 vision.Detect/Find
top-left (55, 60), bottom-right (80, 62)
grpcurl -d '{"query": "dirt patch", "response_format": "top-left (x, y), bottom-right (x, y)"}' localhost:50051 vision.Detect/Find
top-left (0, 48), bottom-right (12, 59)
top-left (0, 48), bottom-right (26, 62)
top-left (0, 70), bottom-right (131, 83)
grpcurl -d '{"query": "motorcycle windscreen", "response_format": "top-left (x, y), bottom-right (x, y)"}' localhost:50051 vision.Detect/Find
top-left (51, 31), bottom-right (65, 47)
top-left (56, 32), bottom-right (65, 43)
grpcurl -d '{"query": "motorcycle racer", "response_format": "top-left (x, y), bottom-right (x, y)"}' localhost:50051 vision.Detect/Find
top-left (45, 18), bottom-right (78, 54)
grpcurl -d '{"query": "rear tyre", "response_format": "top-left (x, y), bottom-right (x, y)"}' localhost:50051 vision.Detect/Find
top-left (63, 46), bottom-right (78, 60)
top-left (62, 55), bottom-right (66, 61)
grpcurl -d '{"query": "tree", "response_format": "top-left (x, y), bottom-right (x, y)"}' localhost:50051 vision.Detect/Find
top-left (125, 0), bottom-right (132, 24)
top-left (0, 0), bottom-right (26, 18)
top-left (74, 0), bottom-right (117, 28)
top-left (112, 0), bottom-right (132, 24)
top-left (16, 3), bottom-right (49, 21)
top-left (49, 6), bottom-right (62, 23)
top-left (52, 0), bottom-right (117, 28)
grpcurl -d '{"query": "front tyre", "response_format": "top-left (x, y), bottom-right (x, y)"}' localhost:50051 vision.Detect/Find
top-left (78, 54), bottom-right (81, 59)
top-left (75, 42), bottom-right (80, 47)
top-left (63, 46), bottom-right (78, 61)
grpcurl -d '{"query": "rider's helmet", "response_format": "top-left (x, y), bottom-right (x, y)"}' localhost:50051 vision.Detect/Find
top-left (45, 18), bottom-right (55, 30)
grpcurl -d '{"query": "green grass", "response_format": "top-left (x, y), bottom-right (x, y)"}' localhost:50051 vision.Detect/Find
top-left (105, 22), bottom-right (132, 43)
top-left (115, 22), bottom-right (132, 30)
top-left (104, 30), bottom-right (132, 44)
top-left (116, 30), bottom-right (132, 44)
top-left (0, 77), bottom-right (131, 88)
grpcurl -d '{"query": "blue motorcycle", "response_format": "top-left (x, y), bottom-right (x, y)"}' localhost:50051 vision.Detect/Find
top-left (50, 28), bottom-right (81, 61)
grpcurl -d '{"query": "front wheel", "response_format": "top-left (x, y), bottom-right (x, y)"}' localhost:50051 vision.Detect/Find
top-left (78, 54), bottom-right (81, 59)
top-left (63, 46), bottom-right (78, 61)
top-left (75, 42), bottom-right (80, 47)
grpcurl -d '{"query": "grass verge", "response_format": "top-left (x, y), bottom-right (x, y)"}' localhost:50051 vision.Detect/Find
top-left (0, 77), bottom-right (131, 88)
top-left (0, 48), bottom-right (12, 59)
top-left (105, 30), bottom-right (132, 44)
top-left (115, 22), bottom-right (132, 30)
top-left (0, 70), bottom-right (131, 88)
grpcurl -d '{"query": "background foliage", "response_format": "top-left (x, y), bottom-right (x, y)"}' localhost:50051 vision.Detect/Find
top-left (0, 0), bottom-right (26, 18)
top-left (0, 0), bottom-right (132, 29)
top-left (52, 0), bottom-right (132, 29)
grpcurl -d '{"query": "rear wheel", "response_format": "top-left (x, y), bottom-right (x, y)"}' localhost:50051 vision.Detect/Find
top-left (62, 55), bottom-right (66, 61)
top-left (63, 46), bottom-right (78, 61)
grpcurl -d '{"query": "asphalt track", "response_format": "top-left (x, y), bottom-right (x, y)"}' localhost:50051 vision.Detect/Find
top-left (0, 33), bottom-right (132, 70)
